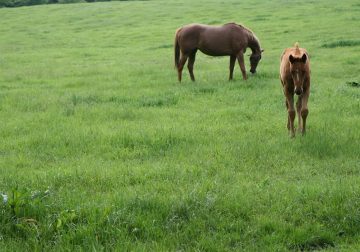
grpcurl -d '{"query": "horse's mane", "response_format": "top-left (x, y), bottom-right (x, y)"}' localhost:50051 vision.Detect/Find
top-left (294, 42), bottom-right (309, 59)
top-left (294, 42), bottom-right (301, 54)
top-left (232, 23), bottom-right (254, 34)
top-left (241, 25), bottom-right (260, 50)
top-left (227, 23), bottom-right (258, 41)
top-left (224, 22), bottom-right (252, 33)
top-left (224, 22), bottom-right (261, 51)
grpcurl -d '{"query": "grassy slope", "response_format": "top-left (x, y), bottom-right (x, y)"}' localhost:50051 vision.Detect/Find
top-left (0, 0), bottom-right (359, 250)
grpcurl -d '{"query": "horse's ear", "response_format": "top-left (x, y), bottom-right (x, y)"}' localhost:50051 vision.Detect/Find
top-left (289, 54), bottom-right (295, 64)
top-left (301, 53), bottom-right (307, 63)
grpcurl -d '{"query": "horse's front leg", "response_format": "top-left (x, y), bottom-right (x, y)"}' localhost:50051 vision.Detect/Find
top-left (229, 55), bottom-right (236, 80)
top-left (300, 90), bottom-right (309, 135)
top-left (286, 93), bottom-right (296, 138)
top-left (296, 95), bottom-right (303, 132)
top-left (285, 99), bottom-right (290, 131)
top-left (236, 52), bottom-right (247, 80)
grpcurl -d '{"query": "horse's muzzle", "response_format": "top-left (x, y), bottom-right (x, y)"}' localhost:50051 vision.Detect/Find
top-left (295, 88), bottom-right (303, 95)
top-left (250, 69), bottom-right (256, 74)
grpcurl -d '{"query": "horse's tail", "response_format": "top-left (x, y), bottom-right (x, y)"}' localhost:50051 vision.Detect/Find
top-left (174, 28), bottom-right (181, 68)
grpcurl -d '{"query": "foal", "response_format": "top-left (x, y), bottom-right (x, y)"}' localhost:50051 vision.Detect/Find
top-left (280, 43), bottom-right (310, 137)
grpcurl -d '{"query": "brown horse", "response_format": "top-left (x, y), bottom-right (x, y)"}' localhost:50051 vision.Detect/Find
top-left (280, 43), bottom-right (310, 137)
top-left (174, 23), bottom-right (263, 82)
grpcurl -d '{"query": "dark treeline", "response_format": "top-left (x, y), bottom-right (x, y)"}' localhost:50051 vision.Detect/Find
top-left (0, 0), bottom-right (136, 8)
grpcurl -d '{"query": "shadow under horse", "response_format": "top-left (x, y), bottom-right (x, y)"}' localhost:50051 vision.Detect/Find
top-left (174, 23), bottom-right (263, 82)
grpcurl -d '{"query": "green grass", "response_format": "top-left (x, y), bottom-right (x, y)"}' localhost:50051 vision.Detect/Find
top-left (0, 0), bottom-right (360, 250)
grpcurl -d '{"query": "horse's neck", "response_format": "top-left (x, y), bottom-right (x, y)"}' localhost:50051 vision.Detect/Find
top-left (247, 34), bottom-right (261, 54)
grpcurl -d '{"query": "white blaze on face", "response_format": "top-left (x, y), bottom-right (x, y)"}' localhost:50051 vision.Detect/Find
top-left (295, 71), bottom-right (300, 82)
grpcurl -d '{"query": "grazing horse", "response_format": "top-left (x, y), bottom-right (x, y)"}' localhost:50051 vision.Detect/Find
top-left (174, 23), bottom-right (263, 82)
top-left (280, 43), bottom-right (310, 137)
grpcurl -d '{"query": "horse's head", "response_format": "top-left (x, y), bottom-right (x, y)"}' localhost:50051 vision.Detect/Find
top-left (249, 49), bottom-right (263, 74)
top-left (289, 53), bottom-right (307, 95)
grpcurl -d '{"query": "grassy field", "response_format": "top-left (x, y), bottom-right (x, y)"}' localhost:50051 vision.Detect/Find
top-left (0, 0), bottom-right (359, 250)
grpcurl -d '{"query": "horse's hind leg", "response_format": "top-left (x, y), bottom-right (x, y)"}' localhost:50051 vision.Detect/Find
top-left (187, 50), bottom-right (197, 81)
top-left (177, 53), bottom-right (188, 82)
top-left (229, 55), bottom-right (236, 80)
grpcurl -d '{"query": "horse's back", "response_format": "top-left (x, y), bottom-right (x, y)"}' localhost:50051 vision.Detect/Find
top-left (178, 23), bottom-right (227, 42)
top-left (177, 23), bottom-right (248, 56)
top-left (177, 24), bottom-right (206, 38)
top-left (176, 24), bottom-right (204, 53)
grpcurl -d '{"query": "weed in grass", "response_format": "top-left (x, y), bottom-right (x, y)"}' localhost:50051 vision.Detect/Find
top-left (288, 227), bottom-right (335, 251)
top-left (139, 93), bottom-right (179, 107)
top-left (346, 81), bottom-right (360, 87)
top-left (321, 40), bottom-right (360, 48)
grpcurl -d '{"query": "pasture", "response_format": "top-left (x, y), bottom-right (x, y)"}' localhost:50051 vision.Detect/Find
top-left (0, 0), bottom-right (359, 250)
